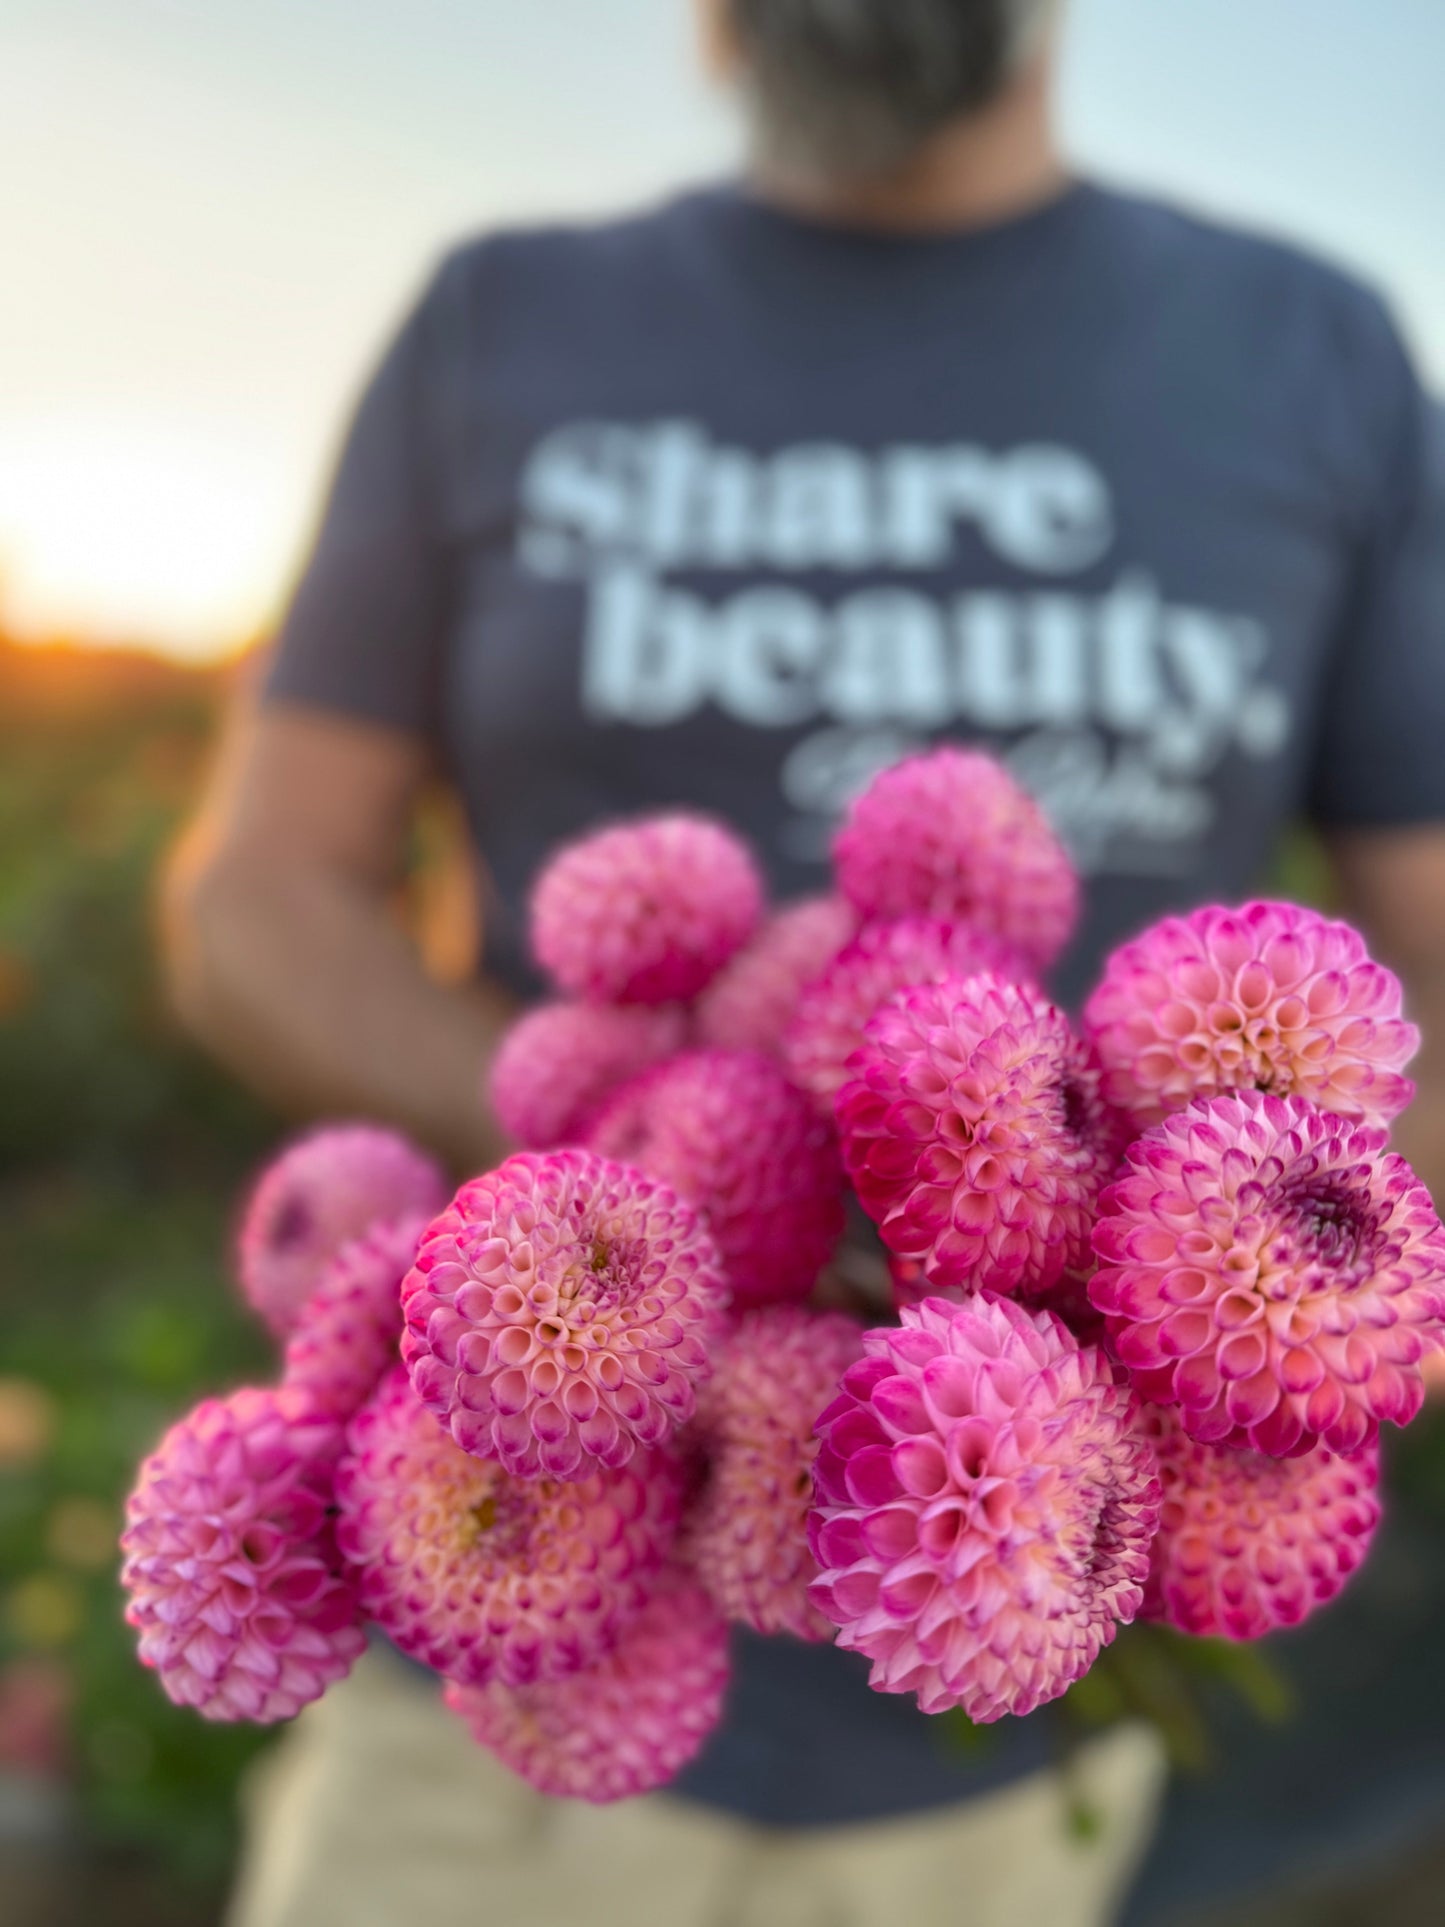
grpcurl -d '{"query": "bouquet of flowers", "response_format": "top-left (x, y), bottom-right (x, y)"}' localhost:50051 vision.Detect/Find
top-left (120, 748), bottom-right (1442, 1801)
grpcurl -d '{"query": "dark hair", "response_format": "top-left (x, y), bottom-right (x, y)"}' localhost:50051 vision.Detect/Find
top-left (728, 0), bottom-right (1050, 179)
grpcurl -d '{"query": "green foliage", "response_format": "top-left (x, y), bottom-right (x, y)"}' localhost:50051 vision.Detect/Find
top-left (0, 641), bottom-right (280, 1881)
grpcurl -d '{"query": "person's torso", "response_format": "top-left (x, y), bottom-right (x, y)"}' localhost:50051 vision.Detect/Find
top-left (421, 181), bottom-right (1392, 1003)
top-left (405, 180), bottom-right (1406, 1824)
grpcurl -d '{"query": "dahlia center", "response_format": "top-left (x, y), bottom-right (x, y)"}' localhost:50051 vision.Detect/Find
top-left (559, 1234), bottom-right (642, 1310)
top-left (1270, 1178), bottom-right (1379, 1290)
top-left (1081, 1483), bottom-right (1126, 1589)
top-left (1242, 1039), bottom-right (1286, 1092)
top-left (463, 1478), bottom-right (537, 1566)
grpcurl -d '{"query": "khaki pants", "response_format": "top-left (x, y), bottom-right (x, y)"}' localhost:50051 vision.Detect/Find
top-left (227, 1648), bottom-right (1165, 1927)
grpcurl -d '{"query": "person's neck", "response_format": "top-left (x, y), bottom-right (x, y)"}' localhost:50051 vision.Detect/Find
top-left (748, 59), bottom-right (1068, 236)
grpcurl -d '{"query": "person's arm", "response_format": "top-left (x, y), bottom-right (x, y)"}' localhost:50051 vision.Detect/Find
top-left (164, 697), bottom-right (512, 1174)
top-left (161, 252), bottom-right (518, 1171)
top-left (1328, 827), bottom-right (1445, 1202)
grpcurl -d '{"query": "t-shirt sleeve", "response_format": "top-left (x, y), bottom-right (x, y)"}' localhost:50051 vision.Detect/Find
top-left (263, 266), bottom-right (453, 739)
top-left (1307, 305), bottom-right (1445, 828)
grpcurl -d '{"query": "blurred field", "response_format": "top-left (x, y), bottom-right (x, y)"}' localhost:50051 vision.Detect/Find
top-left (0, 636), bottom-right (278, 1913)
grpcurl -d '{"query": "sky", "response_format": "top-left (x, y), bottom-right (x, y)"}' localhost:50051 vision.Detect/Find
top-left (1, 0), bottom-right (1442, 660)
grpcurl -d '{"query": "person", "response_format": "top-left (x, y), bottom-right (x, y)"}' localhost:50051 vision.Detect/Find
top-left (164, 2), bottom-right (1445, 1922)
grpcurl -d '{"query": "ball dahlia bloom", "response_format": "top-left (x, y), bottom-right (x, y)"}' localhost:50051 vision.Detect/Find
top-left (336, 1368), bottom-right (684, 1686)
top-left (529, 815), bottom-right (763, 1005)
top-left (401, 1150), bottom-right (728, 1479)
top-left (1083, 901), bottom-right (1418, 1131)
top-left (833, 750), bottom-right (1079, 971)
top-left (686, 1306), bottom-right (864, 1639)
top-left (837, 975), bottom-right (1117, 1298)
top-left (586, 1051), bottom-right (845, 1310)
top-left (236, 1125), bottom-right (447, 1336)
top-left (785, 915), bottom-right (1031, 1113)
top-left (1090, 1092), bottom-right (1445, 1457)
top-left (808, 1295), bottom-right (1159, 1721)
top-left (488, 1001), bottom-right (687, 1150)
top-left (1140, 1403), bottom-right (1381, 1640)
top-left (444, 1572), bottom-right (729, 1801)
top-left (121, 1387), bottom-right (364, 1723)
top-left (281, 1214), bottom-right (428, 1422)
top-left (696, 896), bottom-right (858, 1057)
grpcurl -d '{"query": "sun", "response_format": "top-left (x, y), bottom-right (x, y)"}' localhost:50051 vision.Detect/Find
top-left (0, 413), bottom-right (303, 663)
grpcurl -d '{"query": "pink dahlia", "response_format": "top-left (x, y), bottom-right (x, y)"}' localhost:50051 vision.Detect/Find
top-left (488, 1001), bottom-right (687, 1150)
top-left (121, 1387), bottom-right (364, 1723)
top-left (586, 1051), bottom-right (845, 1310)
top-left (402, 1150), bottom-right (727, 1478)
top-left (1090, 1092), bottom-right (1445, 1457)
top-left (837, 975), bottom-right (1116, 1298)
top-left (785, 915), bottom-right (1031, 1113)
top-left (281, 1214), bottom-right (428, 1421)
top-left (1140, 1403), bottom-right (1380, 1639)
top-left (686, 1306), bottom-right (864, 1639)
top-left (336, 1367), bottom-right (684, 1686)
top-left (1083, 901), bottom-right (1418, 1132)
top-left (529, 814), bottom-right (763, 1005)
top-left (833, 750), bottom-right (1079, 971)
top-left (236, 1125), bottom-right (447, 1336)
top-left (696, 896), bottom-right (858, 1057)
top-left (809, 1295), bottom-right (1159, 1721)
top-left (444, 1571), bottom-right (728, 1801)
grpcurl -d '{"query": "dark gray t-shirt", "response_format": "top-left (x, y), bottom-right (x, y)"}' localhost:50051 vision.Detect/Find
top-left (267, 181), bottom-right (1445, 1823)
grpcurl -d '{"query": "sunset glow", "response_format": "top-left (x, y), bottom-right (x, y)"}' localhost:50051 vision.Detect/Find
top-left (0, 416), bottom-right (300, 664)
top-left (1, 4), bottom-right (1439, 669)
